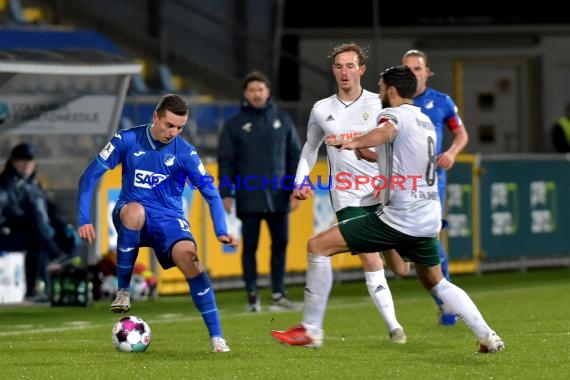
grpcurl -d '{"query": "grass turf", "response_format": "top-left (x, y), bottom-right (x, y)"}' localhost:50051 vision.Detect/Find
top-left (1, 268), bottom-right (569, 379)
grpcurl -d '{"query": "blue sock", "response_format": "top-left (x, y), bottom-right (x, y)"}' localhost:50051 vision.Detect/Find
top-left (116, 226), bottom-right (140, 290)
top-left (188, 271), bottom-right (223, 338)
top-left (438, 241), bottom-right (450, 281)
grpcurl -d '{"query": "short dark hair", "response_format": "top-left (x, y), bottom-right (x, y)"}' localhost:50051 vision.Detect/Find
top-left (155, 94), bottom-right (189, 118)
top-left (380, 65), bottom-right (417, 99)
top-left (328, 43), bottom-right (369, 66)
top-left (243, 71), bottom-right (270, 89)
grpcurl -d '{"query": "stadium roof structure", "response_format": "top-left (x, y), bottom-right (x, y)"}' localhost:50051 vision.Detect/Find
top-left (0, 48), bottom-right (141, 75)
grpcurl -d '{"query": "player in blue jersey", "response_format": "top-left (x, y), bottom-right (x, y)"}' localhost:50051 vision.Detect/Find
top-left (402, 50), bottom-right (469, 325)
top-left (77, 94), bottom-right (238, 352)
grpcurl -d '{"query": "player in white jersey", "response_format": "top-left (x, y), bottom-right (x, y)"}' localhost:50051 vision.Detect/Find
top-left (290, 43), bottom-right (407, 344)
top-left (299, 89), bottom-right (380, 210)
top-left (272, 65), bottom-right (504, 354)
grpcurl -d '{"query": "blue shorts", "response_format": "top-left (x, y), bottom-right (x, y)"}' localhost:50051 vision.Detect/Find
top-left (112, 202), bottom-right (196, 269)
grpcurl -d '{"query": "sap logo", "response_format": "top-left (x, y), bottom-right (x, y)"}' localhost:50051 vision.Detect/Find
top-left (134, 169), bottom-right (168, 189)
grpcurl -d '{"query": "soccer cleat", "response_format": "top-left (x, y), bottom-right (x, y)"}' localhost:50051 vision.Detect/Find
top-left (438, 307), bottom-right (457, 325)
top-left (211, 336), bottom-right (230, 353)
top-left (389, 328), bottom-right (407, 344)
top-left (478, 331), bottom-right (505, 353)
top-left (271, 324), bottom-right (323, 348)
top-left (269, 296), bottom-right (301, 311)
top-left (110, 289), bottom-right (131, 313)
top-left (248, 292), bottom-right (261, 312)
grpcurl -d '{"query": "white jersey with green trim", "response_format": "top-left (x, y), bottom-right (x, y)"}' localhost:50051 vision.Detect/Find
top-left (375, 103), bottom-right (442, 237)
top-left (295, 90), bottom-right (381, 212)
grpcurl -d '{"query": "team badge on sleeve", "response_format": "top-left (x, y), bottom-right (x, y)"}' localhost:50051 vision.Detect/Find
top-left (99, 142), bottom-right (115, 160)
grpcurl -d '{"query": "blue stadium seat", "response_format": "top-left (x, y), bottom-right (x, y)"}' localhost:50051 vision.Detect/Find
top-left (8, 0), bottom-right (26, 23)
top-left (156, 63), bottom-right (177, 93)
top-left (129, 73), bottom-right (151, 95)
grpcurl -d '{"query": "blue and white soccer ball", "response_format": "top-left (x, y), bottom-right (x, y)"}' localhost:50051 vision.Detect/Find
top-left (111, 315), bottom-right (152, 353)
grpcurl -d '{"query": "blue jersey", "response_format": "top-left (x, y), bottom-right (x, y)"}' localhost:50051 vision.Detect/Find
top-left (414, 88), bottom-right (463, 204)
top-left (78, 124), bottom-right (228, 237)
top-left (414, 88), bottom-right (463, 187)
top-left (413, 88), bottom-right (463, 156)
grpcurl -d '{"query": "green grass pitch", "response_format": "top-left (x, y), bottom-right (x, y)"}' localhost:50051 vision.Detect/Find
top-left (1, 268), bottom-right (569, 379)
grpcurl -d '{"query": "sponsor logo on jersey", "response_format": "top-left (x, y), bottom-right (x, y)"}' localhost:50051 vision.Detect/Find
top-left (133, 151), bottom-right (146, 157)
top-left (326, 115), bottom-right (335, 121)
top-left (164, 154), bottom-right (175, 166)
top-left (361, 112), bottom-right (370, 122)
top-left (190, 150), bottom-right (198, 156)
top-left (114, 133), bottom-right (122, 139)
top-left (99, 142), bottom-right (115, 160)
top-left (425, 100), bottom-right (434, 109)
top-left (324, 131), bottom-right (363, 144)
top-left (134, 169), bottom-right (168, 189)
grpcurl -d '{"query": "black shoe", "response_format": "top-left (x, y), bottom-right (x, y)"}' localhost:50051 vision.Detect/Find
top-left (247, 292), bottom-right (261, 312)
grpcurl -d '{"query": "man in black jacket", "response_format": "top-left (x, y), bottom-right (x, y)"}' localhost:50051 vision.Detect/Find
top-left (218, 71), bottom-right (302, 311)
top-left (0, 143), bottom-right (76, 299)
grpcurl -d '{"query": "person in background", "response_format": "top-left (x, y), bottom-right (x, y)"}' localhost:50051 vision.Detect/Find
top-left (402, 49), bottom-right (469, 325)
top-left (0, 143), bottom-right (77, 301)
top-left (77, 94), bottom-right (237, 353)
top-left (272, 65), bottom-right (504, 354)
top-left (291, 42), bottom-right (407, 343)
top-left (551, 102), bottom-right (570, 153)
top-left (218, 71), bottom-right (302, 312)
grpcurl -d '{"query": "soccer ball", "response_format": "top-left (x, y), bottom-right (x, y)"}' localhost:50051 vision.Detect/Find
top-left (111, 316), bottom-right (152, 353)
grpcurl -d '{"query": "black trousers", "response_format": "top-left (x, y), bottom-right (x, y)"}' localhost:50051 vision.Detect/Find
top-left (239, 211), bottom-right (289, 295)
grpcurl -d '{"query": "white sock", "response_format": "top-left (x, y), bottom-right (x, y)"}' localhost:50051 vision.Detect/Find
top-left (365, 270), bottom-right (402, 332)
top-left (302, 253), bottom-right (332, 335)
top-left (431, 278), bottom-right (493, 341)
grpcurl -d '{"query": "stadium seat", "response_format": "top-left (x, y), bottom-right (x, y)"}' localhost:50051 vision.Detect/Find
top-left (129, 72), bottom-right (151, 95)
top-left (8, 0), bottom-right (43, 23)
top-left (8, 0), bottom-right (25, 23)
top-left (156, 63), bottom-right (178, 93)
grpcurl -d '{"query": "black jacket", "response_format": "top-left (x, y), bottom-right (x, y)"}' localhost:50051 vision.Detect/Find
top-left (218, 99), bottom-right (301, 216)
top-left (0, 163), bottom-right (67, 259)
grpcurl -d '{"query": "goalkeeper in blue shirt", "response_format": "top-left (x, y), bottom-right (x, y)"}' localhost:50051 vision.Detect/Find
top-left (77, 94), bottom-right (237, 353)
